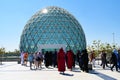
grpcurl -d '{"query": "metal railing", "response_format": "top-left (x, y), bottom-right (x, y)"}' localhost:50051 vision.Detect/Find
top-left (0, 56), bottom-right (20, 62)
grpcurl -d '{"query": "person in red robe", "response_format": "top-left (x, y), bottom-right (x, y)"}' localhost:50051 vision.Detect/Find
top-left (66, 50), bottom-right (74, 70)
top-left (57, 48), bottom-right (66, 74)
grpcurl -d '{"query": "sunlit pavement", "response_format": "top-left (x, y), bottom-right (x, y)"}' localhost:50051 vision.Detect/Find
top-left (0, 62), bottom-right (120, 80)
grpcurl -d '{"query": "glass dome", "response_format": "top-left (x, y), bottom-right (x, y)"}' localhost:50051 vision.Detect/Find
top-left (20, 6), bottom-right (86, 53)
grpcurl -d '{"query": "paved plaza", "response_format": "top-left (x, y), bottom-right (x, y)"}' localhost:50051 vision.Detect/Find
top-left (0, 62), bottom-right (120, 80)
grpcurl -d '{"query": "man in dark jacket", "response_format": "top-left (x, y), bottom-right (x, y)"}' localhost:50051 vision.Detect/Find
top-left (101, 50), bottom-right (109, 69)
top-left (110, 52), bottom-right (118, 71)
top-left (81, 49), bottom-right (89, 73)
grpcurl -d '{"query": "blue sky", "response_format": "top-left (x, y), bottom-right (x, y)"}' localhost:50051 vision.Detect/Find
top-left (0, 0), bottom-right (120, 51)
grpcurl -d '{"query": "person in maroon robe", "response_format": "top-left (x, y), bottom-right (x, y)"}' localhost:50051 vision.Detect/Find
top-left (66, 50), bottom-right (74, 70)
top-left (57, 48), bottom-right (66, 74)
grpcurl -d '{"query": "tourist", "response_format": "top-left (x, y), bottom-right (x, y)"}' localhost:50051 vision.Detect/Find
top-left (23, 52), bottom-right (28, 66)
top-left (28, 53), bottom-right (34, 70)
top-left (66, 50), bottom-right (74, 70)
top-left (57, 48), bottom-right (66, 74)
top-left (118, 49), bottom-right (120, 69)
top-left (34, 52), bottom-right (39, 69)
top-left (52, 49), bottom-right (57, 68)
top-left (20, 51), bottom-right (24, 65)
top-left (89, 51), bottom-right (96, 67)
top-left (49, 51), bottom-right (53, 66)
top-left (101, 50), bottom-right (109, 69)
top-left (110, 49), bottom-right (118, 71)
top-left (81, 49), bottom-right (89, 72)
top-left (44, 51), bottom-right (50, 68)
top-left (76, 50), bottom-right (83, 70)
top-left (37, 52), bottom-right (43, 69)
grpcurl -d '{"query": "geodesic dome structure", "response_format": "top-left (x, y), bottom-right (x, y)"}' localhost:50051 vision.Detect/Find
top-left (20, 6), bottom-right (86, 53)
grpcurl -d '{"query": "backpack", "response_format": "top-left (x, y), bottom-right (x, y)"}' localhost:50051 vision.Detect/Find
top-left (36, 56), bottom-right (41, 61)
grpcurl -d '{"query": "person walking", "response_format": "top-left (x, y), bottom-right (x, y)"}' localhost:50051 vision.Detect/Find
top-left (34, 52), bottom-right (39, 69)
top-left (44, 51), bottom-right (50, 68)
top-left (110, 49), bottom-right (118, 71)
top-left (66, 50), bottom-right (74, 70)
top-left (76, 50), bottom-right (83, 70)
top-left (28, 53), bottom-right (34, 70)
top-left (23, 52), bottom-right (28, 66)
top-left (101, 50), bottom-right (109, 69)
top-left (20, 51), bottom-right (24, 65)
top-left (118, 49), bottom-right (120, 69)
top-left (38, 52), bottom-right (43, 69)
top-left (52, 49), bottom-right (57, 68)
top-left (89, 51), bottom-right (96, 67)
top-left (57, 48), bottom-right (66, 74)
top-left (81, 49), bottom-right (89, 72)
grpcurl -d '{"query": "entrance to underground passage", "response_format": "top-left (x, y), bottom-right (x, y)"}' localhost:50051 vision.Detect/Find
top-left (37, 44), bottom-right (66, 53)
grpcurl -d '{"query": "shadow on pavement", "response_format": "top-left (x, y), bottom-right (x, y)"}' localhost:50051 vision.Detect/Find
top-left (60, 72), bottom-right (74, 76)
top-left (117, 71), bottom-right (120, 73)
top-left (89, 70), bottom-right (117, 80)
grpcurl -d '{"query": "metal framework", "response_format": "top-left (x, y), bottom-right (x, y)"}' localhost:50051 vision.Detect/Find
top-left (20, 6), bottom-right (86, 53)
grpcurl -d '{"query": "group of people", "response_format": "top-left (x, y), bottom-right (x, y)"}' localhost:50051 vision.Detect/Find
top-left (20, 48), bottom-right (89, 73)
top-left (99, 49), bottom-right (120, 71)
top-left (57, 48), bottom-right (76, 74)
top-left (44, 50), bottom-right (57, 68)
top-left (20, 51), bottom-right (43, 70)
top-left (46, 48), bottom-right (89, 73)
top-left (89, 49), bottom-right (120, 71)
top-left (20, 48), bottom-right (120, 73)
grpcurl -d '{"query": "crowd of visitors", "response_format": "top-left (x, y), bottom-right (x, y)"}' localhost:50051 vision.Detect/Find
top-left (20, 48), bottom-right (120, 73)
